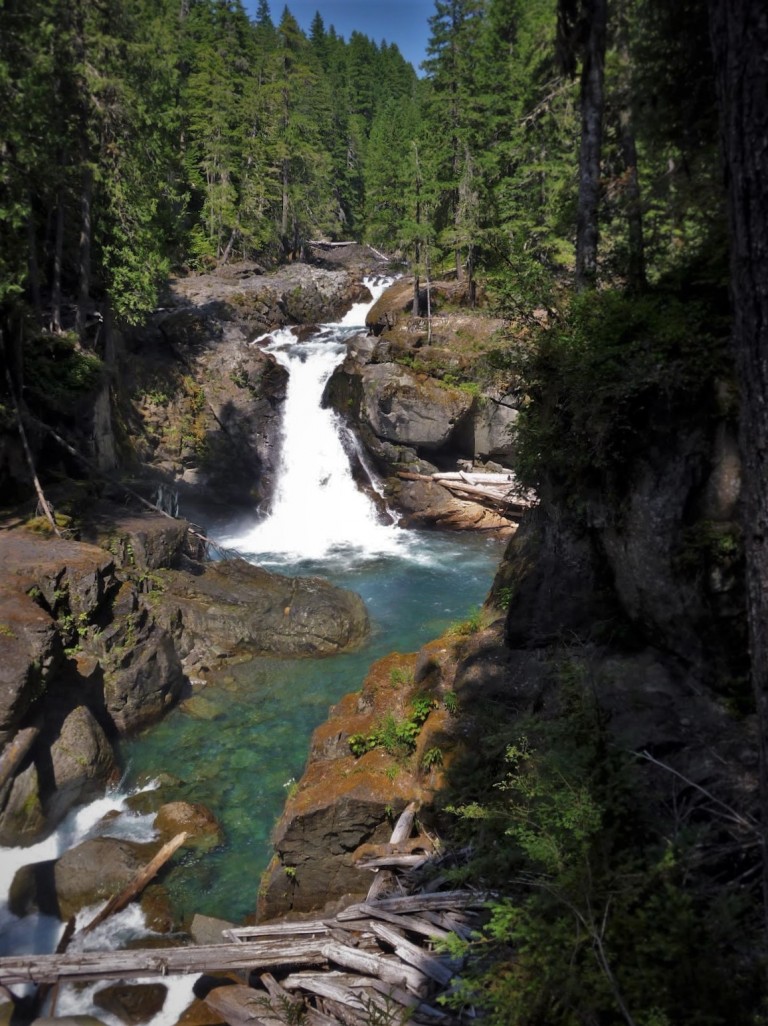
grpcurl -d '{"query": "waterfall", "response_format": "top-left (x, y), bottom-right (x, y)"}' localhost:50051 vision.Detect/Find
top-left (226, 277), bottom-right (410, 566)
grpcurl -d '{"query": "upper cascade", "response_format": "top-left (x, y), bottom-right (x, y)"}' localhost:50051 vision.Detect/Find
top-left (224, 277), bottom-right (410, 566)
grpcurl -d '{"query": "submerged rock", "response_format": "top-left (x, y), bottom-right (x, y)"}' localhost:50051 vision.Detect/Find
top-left (154, 801), bottom-right (224, 852)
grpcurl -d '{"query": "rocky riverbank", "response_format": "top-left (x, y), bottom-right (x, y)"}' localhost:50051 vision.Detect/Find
top-left (0, 510), bottom-right (369, 852)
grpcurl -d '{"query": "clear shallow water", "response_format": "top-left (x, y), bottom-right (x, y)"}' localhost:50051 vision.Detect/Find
top-left (123, 531), bottom-right (503, 924)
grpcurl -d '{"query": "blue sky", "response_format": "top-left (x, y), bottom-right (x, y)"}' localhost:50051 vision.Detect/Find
top-left (246, 1), bottom-right (435, 73)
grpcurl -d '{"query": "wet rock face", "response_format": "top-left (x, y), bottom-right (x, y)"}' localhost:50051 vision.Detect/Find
top-left (124, 262), bottom-right (371, 509)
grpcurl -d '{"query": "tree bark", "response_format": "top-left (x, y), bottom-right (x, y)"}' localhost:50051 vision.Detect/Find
top-left (619, 107), bottom-right (645, 291)
top-left (75, 163), bottom-right (93, 342)
top-left (26, 206), bottom-right (41, 317)
top-left (707, 0), bottom-right (768, 935)
top-left (51, 193), bottom-right (65, 332)
top-left (574, 0), bottom-right (607, 290)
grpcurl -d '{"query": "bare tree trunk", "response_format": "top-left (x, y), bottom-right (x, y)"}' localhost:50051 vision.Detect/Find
top-left (619, 108), bottom-right (646, 292)
top-left (574, 0), bottom-right (607, 290)
top-left (26, 207), bottom-right (41, 317)
top-left (707, 0), bottom-right (768, 937)
top-left (281, 160), bottom-right (290, 253)
top-left (76, 164), bottom-right (93, 342)
top-left (51, 194), bottom-right (65, 332)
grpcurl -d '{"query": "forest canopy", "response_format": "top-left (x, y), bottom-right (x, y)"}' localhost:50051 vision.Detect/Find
top-left (0, 0), bottom-right (725, 336)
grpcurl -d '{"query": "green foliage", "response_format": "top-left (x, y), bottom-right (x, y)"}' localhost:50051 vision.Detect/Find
top-left (348, 694), bottom-right (438, 761)
top-left (24, 334), bottom-right (103, 413)
top-left (448, 605), bottom-right (485, 636)
top-left (443, 690), bottom-right (459, 715)
top-left (421, 746), bottom-right (444, 771)
top-left (513, 288), bottom-right (732, 506)
top-left (439, 655), bottom-right (763, 1026)
top-left (389, 666), bottom-right (413, 688)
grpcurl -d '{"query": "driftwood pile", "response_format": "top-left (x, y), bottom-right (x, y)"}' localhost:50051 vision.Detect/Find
top-left (204, 802), bottom-right (484, 1025)
top-left (398, 470), bottom-right (536, 519)
top-left (0, 805), bottom-right (486, 1025)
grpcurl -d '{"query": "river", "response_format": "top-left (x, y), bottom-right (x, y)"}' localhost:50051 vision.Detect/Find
top-left (0, 279), bottom-right (504, 1023)
top-left (122, 277), bottom-right (505, 923)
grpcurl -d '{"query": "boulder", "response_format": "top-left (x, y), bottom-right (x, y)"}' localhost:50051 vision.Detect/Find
top-left (100, 617), bottom-right (184, 734)
top-left (86, 513), bottom-right (192, 570)
top-left (357, 364), bottom-right (474, 453)
top-left (45, 705), bottom-right (119, 824)
top-left (9, 835), bottom-right (158, 920)
top-left (386, 477), bottom-right (514, 534)
top-left (258, 652), bottom-right (453, 919)
top-left (152, 558), bottom-right (369, 668)
top-left (94, 983), bottom-right (167, 1025)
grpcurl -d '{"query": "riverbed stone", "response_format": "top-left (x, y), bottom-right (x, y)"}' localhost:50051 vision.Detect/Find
top-left (154, 801), bottom-right (224, 852)
top-left (9, 835), bottom-right (159, 921)
top-left (94, 983), bottom-right (167, 1025)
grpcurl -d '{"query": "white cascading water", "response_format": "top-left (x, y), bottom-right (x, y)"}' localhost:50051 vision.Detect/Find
top-left (226, 276), bottom-right (412, 565)
top-left (0, 782), bottom-right (198, 1026)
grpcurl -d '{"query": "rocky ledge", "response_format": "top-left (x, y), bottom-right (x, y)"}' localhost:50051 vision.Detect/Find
top-left (0, 509), bottom-right (368, 847)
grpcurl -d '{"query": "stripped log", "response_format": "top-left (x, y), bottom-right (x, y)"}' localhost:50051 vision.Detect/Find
top-left (337, 890), bottom-right (486, 921)
top-left (356, 854), bottom-right (431, 870)
top-left (341, 903), bottom-right (451, 941)
top-left (421, 910), bottom-right (475, 940)
top-left (0, 938), bottom-right (329, 986)
top-left (396, 471), bottom-right (533, 515)
top-left (79, 832), bottom-right (188, 935)
top-left (366, 801), bottom-right (417, 902)
top-left (259, 972), bottom-right (305, 1017)
top-left (432, 472), bottom-right (517, 484)
top-left (224, 920), bottom-right (331, 943)
top-left (320, 941), bottom-right (427, 995)
top-left (368, 923), bottom-right (455, 987)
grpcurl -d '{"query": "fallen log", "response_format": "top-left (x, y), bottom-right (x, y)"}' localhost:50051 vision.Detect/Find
top-left (432, 472), bottom-right (517, 484)
top-left (356, 854), bottom-right (430, 870)
top-left (337, 891), bottom-right (486, 921)
top-left (368, 924), bottom-right (455, 987)
top-left (79, 831), bottom-right (188, 935)
top-left (320, 941), bottom-right (427, 995)
top-left (396, 472), bottom-right (532, 514)
top-left (366, 801), bottom-right (417, 902)
top-left (224, 920), bottom-right (331, 943)
top-left (0, 938), bottom-right (329, 986)
top-left (343, 903), bottom-right (451, 941)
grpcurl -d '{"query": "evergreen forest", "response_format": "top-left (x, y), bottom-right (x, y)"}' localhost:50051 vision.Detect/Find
top-left (0, 0), bottom-right (729, 331)
top-left (2, 1), bottom-right (768, 1025)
